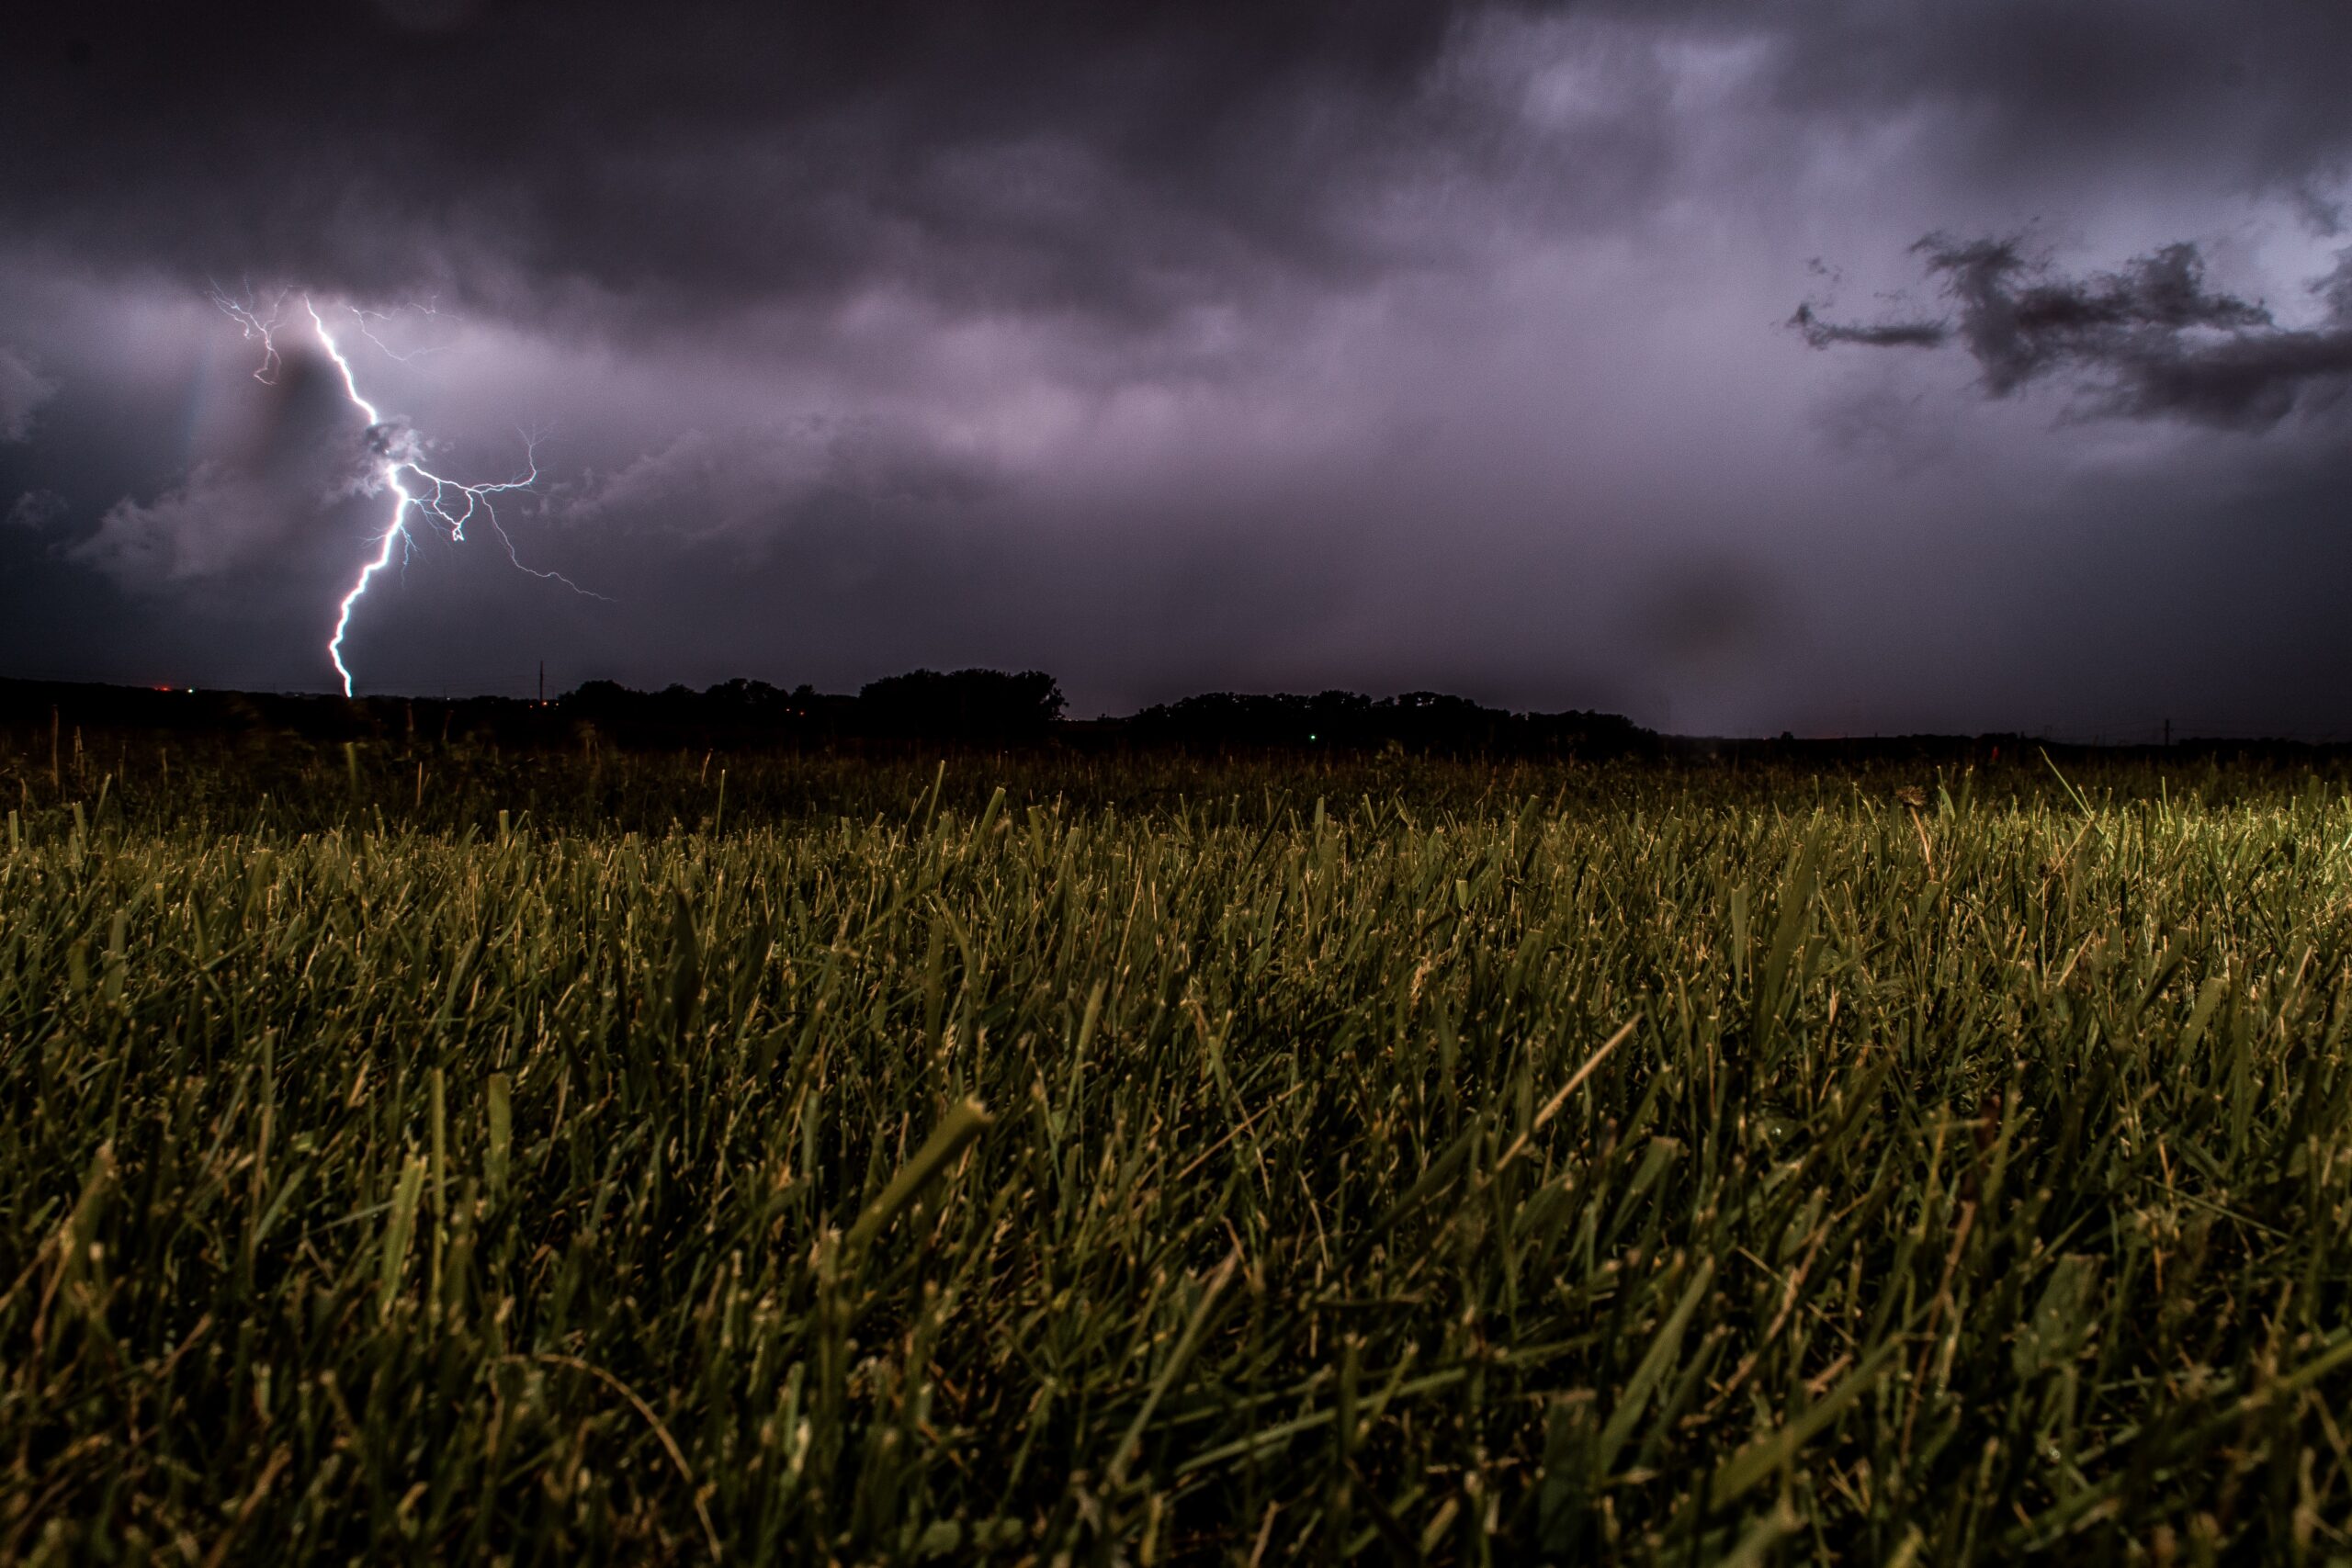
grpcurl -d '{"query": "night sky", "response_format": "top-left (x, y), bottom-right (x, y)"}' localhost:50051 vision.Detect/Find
top-left (6, 2), bottom-right (2352, 737)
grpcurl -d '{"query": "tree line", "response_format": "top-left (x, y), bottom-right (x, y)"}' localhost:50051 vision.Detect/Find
top-left (0, 669), bottom-right (1657, 757)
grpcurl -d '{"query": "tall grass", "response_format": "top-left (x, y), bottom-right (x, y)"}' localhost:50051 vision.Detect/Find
top-left (5, 744), bottom-right (2352, 1561)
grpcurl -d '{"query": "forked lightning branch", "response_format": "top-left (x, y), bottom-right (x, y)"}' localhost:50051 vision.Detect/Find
top-left (212, 289), bottom-right (597, 696)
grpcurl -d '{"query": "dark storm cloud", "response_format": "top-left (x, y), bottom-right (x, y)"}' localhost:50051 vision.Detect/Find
top-left (1797, 236), bottom-right (2352, 428)
top-left (1728, 0), bottom-right (2352, 187)
top-left (0, 347), bottom-right (57, 441)
top-left (13, 1), bottom-right (2352, 733)
top-left (4, 0), bottom-right (1504, 327)
top-left (1786, 310), bottom-right (1944, 351)
top-left (14, 0), bottom-right (2352, 334)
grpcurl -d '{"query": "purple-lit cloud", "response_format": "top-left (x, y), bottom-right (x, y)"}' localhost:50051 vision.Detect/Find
top-left (1797, 235), bottom-right (2352, 427)
top-left (0, 347), bottom-right (55, 442)
top-left (7, 2), bottom-right (2352, 735)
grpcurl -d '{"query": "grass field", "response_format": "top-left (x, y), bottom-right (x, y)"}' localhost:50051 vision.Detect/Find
top-left (6, 735), bottom-right (2352, 1562)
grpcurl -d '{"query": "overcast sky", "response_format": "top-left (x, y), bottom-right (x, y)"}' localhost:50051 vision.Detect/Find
top-left (5, 1), bottom-right (2352, 736)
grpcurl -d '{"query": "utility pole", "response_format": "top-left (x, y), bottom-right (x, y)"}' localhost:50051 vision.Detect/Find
top-left (2164, 716), bottom-right (2172, 748)
top-left (538, 660), bottom-right (546, 705)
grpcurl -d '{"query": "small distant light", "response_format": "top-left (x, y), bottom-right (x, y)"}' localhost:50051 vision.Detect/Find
top-left (1308, 733), bottom-right (1317, 741)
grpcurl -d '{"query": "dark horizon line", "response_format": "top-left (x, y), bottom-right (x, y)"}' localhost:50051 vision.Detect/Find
top-left (2, 670), bottom-right (2343, 754)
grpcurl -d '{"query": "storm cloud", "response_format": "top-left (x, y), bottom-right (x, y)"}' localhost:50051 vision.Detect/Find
top-left (6, 2), bottom-right (2352, 733)
top-left (3, 1), bottom-right (1501, 327)
top-left (0, 348), bottom-right (56, 443)
top-left (1797, 236), bottom-right (2352, 427)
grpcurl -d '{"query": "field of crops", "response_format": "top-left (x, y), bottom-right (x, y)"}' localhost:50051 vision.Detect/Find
top-left (6, 734), bottom-right (2352, 1562)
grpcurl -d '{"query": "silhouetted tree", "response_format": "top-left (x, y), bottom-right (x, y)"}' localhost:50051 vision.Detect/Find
top-left (857, 669), bottom-right (1066, 740)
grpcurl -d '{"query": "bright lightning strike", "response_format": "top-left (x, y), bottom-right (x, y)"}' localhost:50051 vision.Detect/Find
top-left (212, 288), bottom-right (601, 697)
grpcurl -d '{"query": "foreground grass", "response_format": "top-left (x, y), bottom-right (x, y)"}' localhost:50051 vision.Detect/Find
top-left (6, 750), bottom-right (2352, 1562)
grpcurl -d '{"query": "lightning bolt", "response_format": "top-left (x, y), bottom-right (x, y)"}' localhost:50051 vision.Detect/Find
top-left (212, 287), bottom-right (601, 697)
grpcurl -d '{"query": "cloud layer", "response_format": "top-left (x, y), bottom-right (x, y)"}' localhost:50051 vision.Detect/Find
top-left (1798, 236), bottom-right (2352, 427)
top-left (0, 347), bottom-right (55, 442)
top-left (6, 3), bottom-right (2352, 733)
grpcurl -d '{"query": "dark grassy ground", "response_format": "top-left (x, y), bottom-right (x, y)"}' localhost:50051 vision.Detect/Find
top-left (5, 736), bottom-right (2352, 1562)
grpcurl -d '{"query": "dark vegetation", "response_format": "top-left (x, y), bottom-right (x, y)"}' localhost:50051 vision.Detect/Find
top-left (0, 671), bottom-right (2315, 768)
top-left (4, 682), bottom-right (2352, 1562)
top-left (0, 671), bottom-right (1653, 758)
